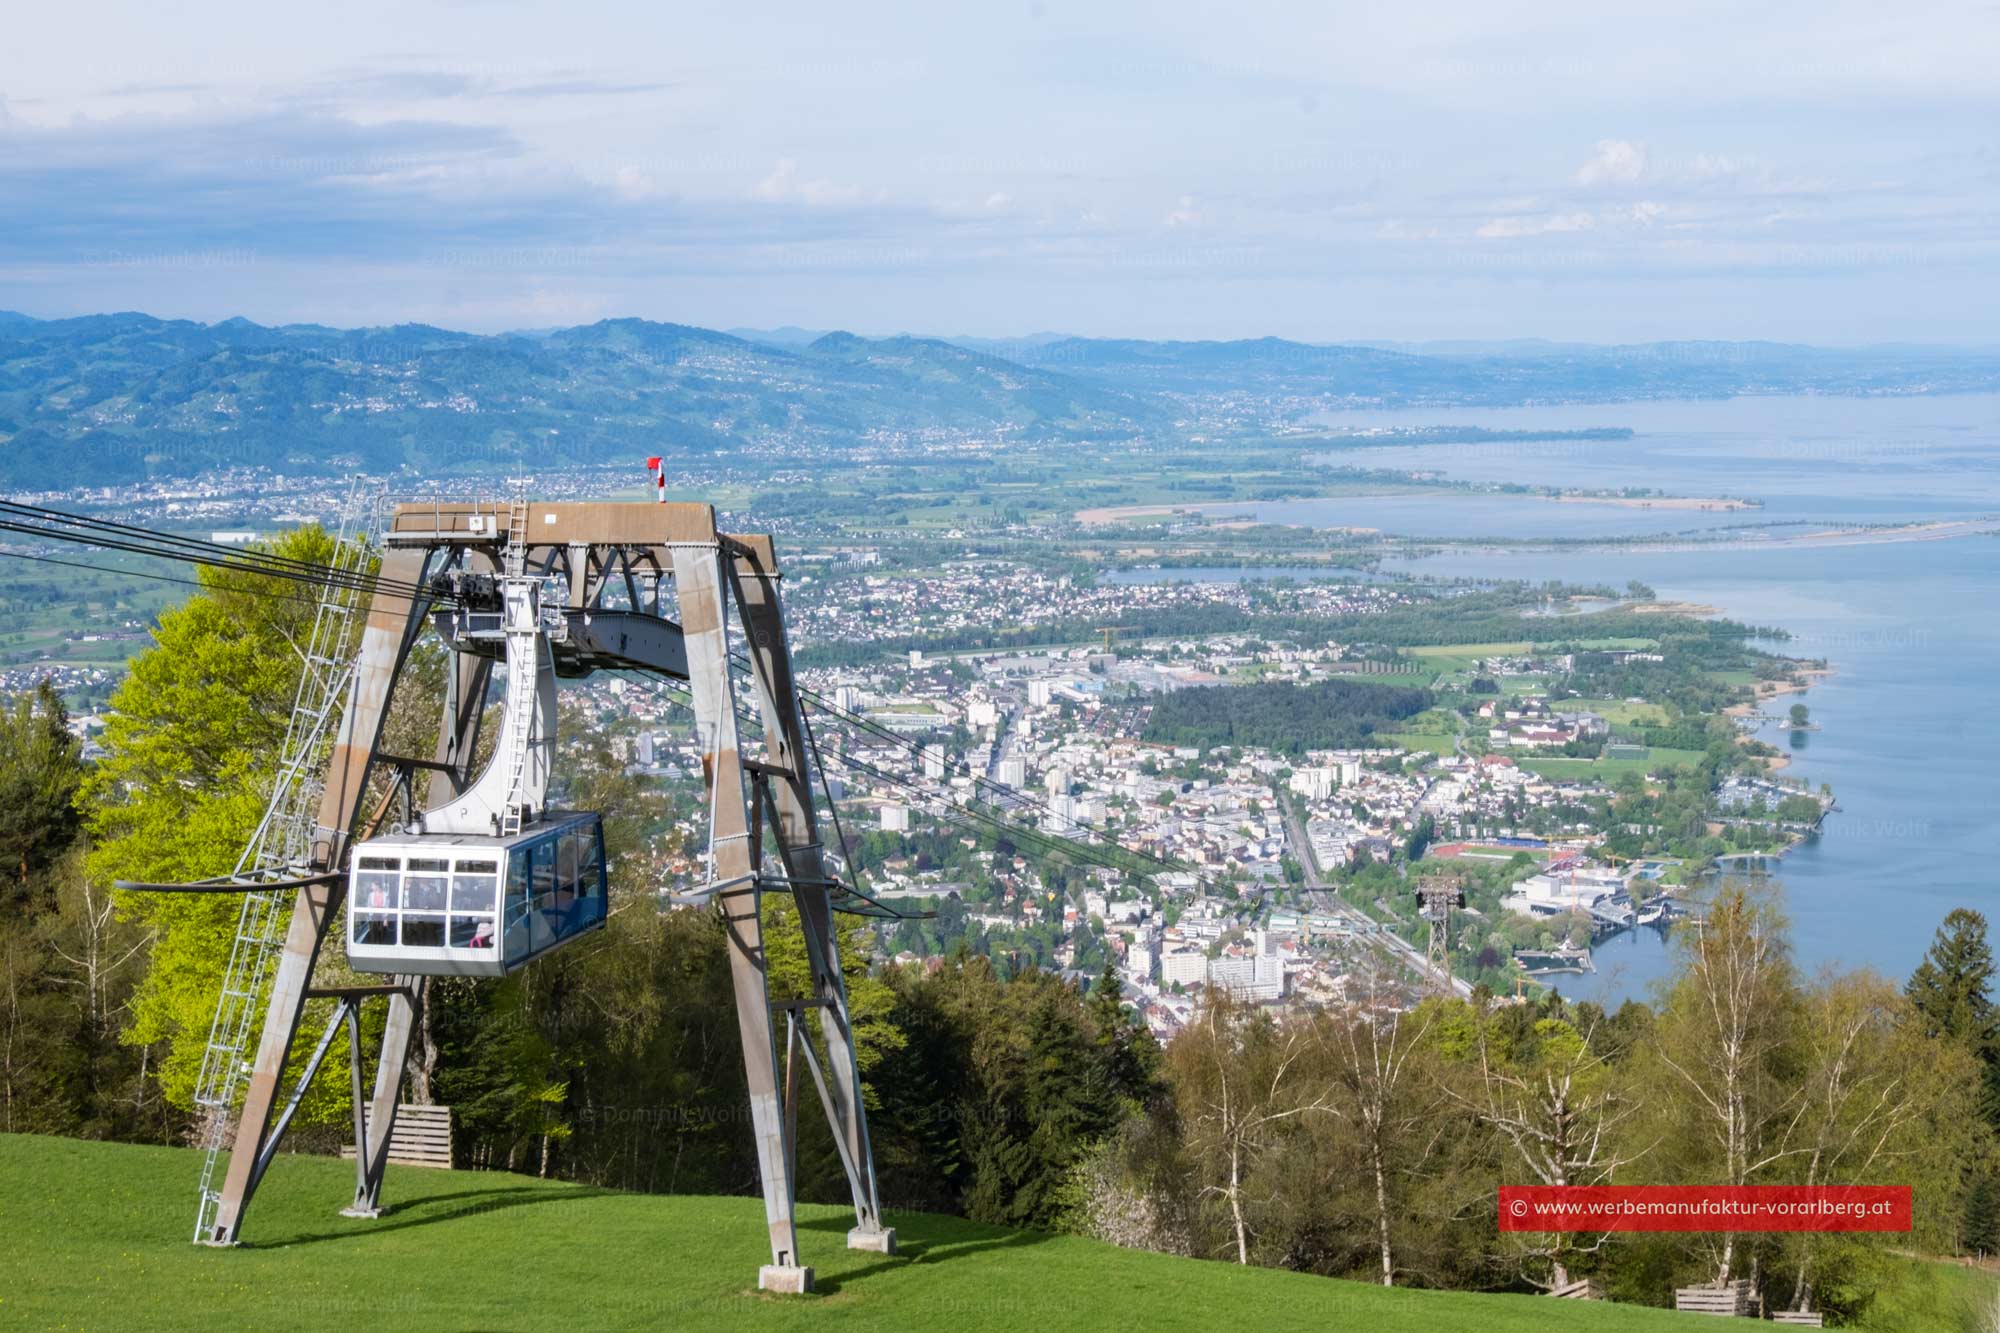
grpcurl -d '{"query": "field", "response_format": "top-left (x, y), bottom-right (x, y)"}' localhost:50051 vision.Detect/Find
top-left (1429, 843), bottom-right (1553, 863)
top-left (1384, 730), bottom-right (1460, 755)
top-left (1406, 638), bottom-right (1658, 676)
top-left (1516, 747), bottom-right (1708, 781)
top-left (0, 1134), bottom-right (1712, 1333)
top-left (3, 1134), bottom-right (1983, 1330)
top-left (1579, 698), bottom-right (1673, 727)
top-left (0, 548), bottom-right (177, 670)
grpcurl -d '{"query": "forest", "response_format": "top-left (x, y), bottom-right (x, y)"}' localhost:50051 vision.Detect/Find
top-left (1141, 677), bottom-right (1432, 756)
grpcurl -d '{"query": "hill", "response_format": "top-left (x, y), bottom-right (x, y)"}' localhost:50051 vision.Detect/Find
top-left (5, 311), bottom-right (1999, 489)
top-left (0, 1133), bottom-right (1702, 1332)
top-left (994, 333), bottom-right (2000, 402)
top-left (0, 314), bottom-right (1154, 489)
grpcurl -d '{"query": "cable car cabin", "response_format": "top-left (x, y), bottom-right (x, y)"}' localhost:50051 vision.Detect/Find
top-left (346, 812), bottom-right (608, 977)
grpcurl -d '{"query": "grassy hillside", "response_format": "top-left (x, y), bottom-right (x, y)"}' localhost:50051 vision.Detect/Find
top-left (0, 1134), bottom-right (1705, 1332)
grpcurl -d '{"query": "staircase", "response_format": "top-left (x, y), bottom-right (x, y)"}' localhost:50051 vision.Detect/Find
top-left (191, 482), bottom-right (386, 1243)
top-left (497, 584), bottom-right (539, 838)
top-left (495, 492), bottom-right (539, 838)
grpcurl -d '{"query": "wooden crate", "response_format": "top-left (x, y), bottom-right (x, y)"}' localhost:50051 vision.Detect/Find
top-left (339, 1103), bottom-right (453, 1169)
top-left (1549, 1277), bottom-right (1604, 1300)
top-left (1674, 1280), bottom-right (1753, 1316)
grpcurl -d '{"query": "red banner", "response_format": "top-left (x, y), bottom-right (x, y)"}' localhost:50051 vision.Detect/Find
top-left (1498, 1185), bottom-right (1912, 1233)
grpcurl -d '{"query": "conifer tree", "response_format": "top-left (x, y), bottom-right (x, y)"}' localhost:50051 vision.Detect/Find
top-left (1907, 909), bottom-right (1997, 1048)
top-left (1906, 908), bottom-right (2000, 1126)
top-left (1964, 1175), bottom-right (1999, 1257)
top-left (0, 679), bottom-right (83, 902)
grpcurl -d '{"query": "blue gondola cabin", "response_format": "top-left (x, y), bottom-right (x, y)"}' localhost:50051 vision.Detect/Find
top-left (346, 812), bottom-right (608, 977)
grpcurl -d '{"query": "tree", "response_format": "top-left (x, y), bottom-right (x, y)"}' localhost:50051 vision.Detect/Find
top-left (1439, 1000), bottom-right (1642, 1290)
top-left (1964, 1175), bottom-right (1999, 1257)
top-left (1906, 908), bottom-right (2000, 1124)
top-left (1168, 992), bottom-right (1335, 1264)
top-left (1648, 882), bottom-right (1802, 1286)
top-left (39, 854), bottom-right (157, 1138)
top-left (871, 957), bottom-right (1131, 1229)
top-left (1907, 909), bottom-right (1997, 1047)
top-left (0, 679), bottom-right (83, 901)
top-left (1779, 973), bottom-right (1953, 1315)
top-left (1089, 956), bottom-right (1160, 1111)
top-left (1319, 973), bottom-right (1443, 1286)
top-left (0, 920), bottom-right (65, 1132)
top-left (1788, 702), bottom-right (1810, 728)
top-left (82, 527), bottom-right (353, 1116)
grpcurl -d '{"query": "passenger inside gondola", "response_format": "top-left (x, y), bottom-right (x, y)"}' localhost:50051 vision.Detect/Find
top-left (346, 814), bottom-right (608, 977)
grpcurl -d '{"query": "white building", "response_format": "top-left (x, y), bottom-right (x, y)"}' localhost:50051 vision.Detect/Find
top-left (1207, 954), bottom-right (1285, 1002)
top-left (1161, 949), bottom-right (1207, 990)
top-left (1500, 865), bottom-right (1627, 918)
top-left (1289, 767), bottom-right (1339, 800)
top-left (879, 804), bottom-right (911, 832)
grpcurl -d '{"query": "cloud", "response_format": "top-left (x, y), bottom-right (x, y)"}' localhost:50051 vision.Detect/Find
top-left (0, 109), bottom-right (554, 263)
top-left (751, 159), bottom-right (868, 208)
top-left (1476, 211), bottom-right (1596, 239)
top-left (1575, 139), bottom-right (1648, 185)
top-left (612, 166), bottom-right (669, 201)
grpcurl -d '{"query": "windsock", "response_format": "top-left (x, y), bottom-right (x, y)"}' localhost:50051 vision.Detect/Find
top-left (645, 456), bottom-right (666, 503)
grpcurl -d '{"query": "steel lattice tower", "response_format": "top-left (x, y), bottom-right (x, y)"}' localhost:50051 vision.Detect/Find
top-left (1416, 874), bottom-right (1465, 990)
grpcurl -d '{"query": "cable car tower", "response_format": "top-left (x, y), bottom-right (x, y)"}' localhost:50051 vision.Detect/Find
top-left (1415, 873), bottom-right (1466, 991)
top-left (138, 492), bottom-right (890, 1294)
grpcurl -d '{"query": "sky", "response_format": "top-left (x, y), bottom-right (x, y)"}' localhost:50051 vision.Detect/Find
top-left (2, 1), bottom-right (1997, 343)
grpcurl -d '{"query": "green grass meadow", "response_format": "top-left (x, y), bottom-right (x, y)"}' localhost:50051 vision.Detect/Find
top-left (0, 1134), bottom-right (1710, 1333)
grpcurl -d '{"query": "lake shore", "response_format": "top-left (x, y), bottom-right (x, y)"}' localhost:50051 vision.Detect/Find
top-left (1076, 490), bottom-right (1770, 526)
top-left (1552, 494), bottom-right (1756, 511)
top-left (1727, 666), bottom-right (1835, 772)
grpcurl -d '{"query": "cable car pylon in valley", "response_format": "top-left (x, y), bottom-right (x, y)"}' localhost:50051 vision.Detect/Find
top-left (165, 493), bottom-right (889, 1293)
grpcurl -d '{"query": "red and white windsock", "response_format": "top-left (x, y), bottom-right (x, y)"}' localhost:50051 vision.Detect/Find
top-left (645, 456), bottom-right (666, 503)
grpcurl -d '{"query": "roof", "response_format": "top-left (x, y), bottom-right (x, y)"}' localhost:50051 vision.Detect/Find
top-left (355, 810), bottom-right (600, 854)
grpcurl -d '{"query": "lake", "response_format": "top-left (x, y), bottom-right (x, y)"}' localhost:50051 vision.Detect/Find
top-left (1136, 393), bottom-right (2000, 1006)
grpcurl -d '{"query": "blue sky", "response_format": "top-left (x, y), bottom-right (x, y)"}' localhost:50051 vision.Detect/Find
top-left (2, 0), bottom-right (1996, 342)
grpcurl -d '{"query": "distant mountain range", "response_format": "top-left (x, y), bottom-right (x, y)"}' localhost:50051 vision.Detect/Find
top-left (0, 314), bottom-right (1152, 488)
top-left (967, 334), bottom-right (2000, 401)
top-left (2, 311), bottom-right (1997, 487)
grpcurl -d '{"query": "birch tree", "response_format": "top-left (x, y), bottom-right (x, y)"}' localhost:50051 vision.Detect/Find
top-left (1168, 992), bottom-right (1335, 1265)
top-left (1652, 882), bottom-right (1805, 1286)
top-left (1319, 972), bottom-right (1443, 1286)
top-left (1445, 1002), bottom-right (1644, 1290)
top-left (1782, 972), bottom-right (1956, 1315)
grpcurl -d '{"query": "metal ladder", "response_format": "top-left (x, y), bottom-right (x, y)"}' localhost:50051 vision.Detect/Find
top-left (504, 495), bottom-right (529, 577)
top-left (191, 482), bottom-right (386, 1243)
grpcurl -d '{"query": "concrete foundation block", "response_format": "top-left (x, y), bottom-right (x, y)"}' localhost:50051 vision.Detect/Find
top-left (759, 1264), bottom-right (814, 1294)
top-left (847, 1226), bottom-right (897, 1254)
